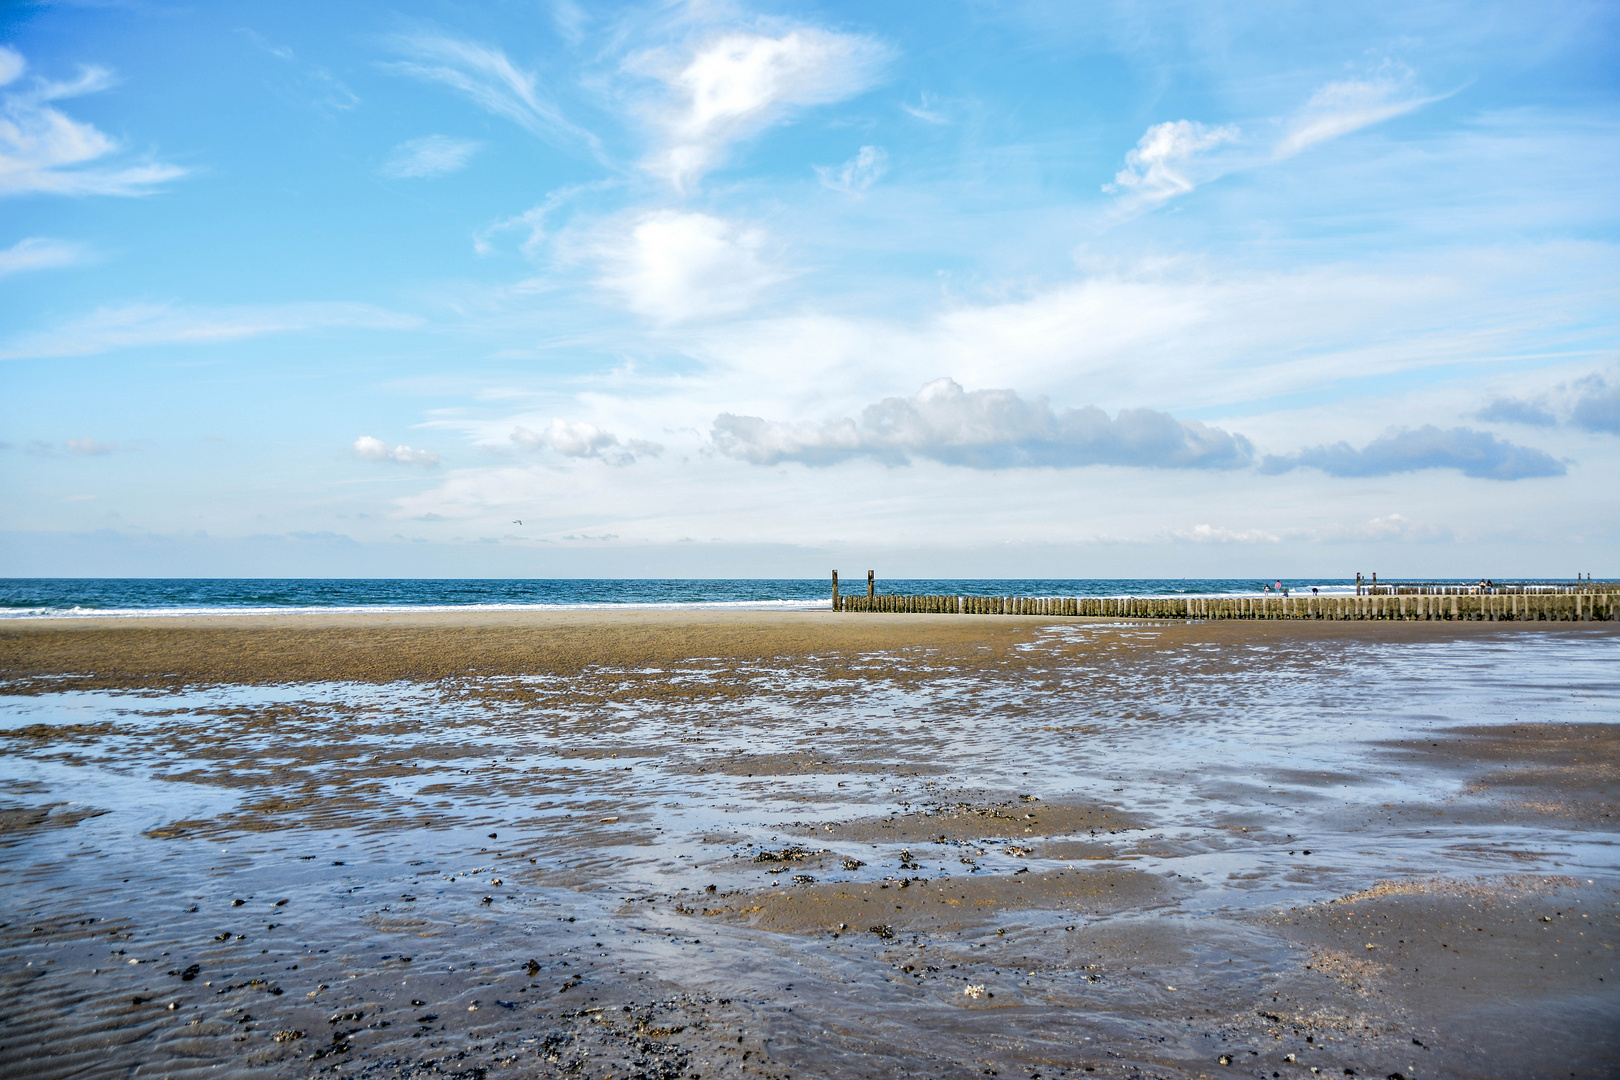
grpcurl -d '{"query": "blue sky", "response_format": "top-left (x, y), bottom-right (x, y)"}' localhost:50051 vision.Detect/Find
top-left (2, 0), bottom-right (1617, 578)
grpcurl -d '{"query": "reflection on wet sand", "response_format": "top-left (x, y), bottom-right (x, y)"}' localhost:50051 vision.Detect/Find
top-left (0, 610), bottom-right (1616, 1079)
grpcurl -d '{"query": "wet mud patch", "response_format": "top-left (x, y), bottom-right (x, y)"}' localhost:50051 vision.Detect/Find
top-left (693, 751), bottom-right (945, 778)
top-left (0, 802), bottom-right (108, 835)
top-left (700, 868), bottom-right (1168, 935)
top-left (1038, 838), bottom-right (1124, 860)
top-left (796, 799), bottom-right (1141, 844)
top-left (1381, 722), bottom-right (1620, 826)
top-left (2, 614), bottom-right (1617, 1078)
top-left (1261, 874), bottom-right (1620, 1079)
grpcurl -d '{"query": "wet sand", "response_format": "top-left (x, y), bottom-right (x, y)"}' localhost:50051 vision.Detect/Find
top-left (0, 611), bottom-right (1616, 1079)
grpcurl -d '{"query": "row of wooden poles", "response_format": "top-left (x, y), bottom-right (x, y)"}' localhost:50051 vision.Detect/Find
top-left (834, 591), bottom-right (1617, 621)
top-left (1363, 584), bottom-right (1606, 595)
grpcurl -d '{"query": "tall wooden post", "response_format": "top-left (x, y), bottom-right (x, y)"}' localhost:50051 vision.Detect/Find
top-left (867, 570), bottom-right (875, 599)
top-left (832, 570), bottom-right (840, 612)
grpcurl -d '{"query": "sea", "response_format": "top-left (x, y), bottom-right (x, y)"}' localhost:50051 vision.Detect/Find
top-left (0, 576), bottom-right (1560, 619)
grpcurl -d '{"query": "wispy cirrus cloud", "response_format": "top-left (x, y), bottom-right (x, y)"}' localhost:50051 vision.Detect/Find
top-left (474, 180), bottom-right (614, 258)
top-left (353, 435), bottom-right (438, 468)
top-left (383, 32), bottom-right (601, 157)
top-left (0, 301), bottom-right (423, 360)
top-left (1260, 425), bottom-right (1564, 480)
top-left (1275, 69), bottom-right (1431, 159)
top-left (713, 378), bottom-right (1256, 470)
top-left (0, 236), bottom-right (89, 275)
top-left (0, 45), bottom-right (185, 197)
top-left (1106, 64), bottom-right (1434, 211)
top-left (816, 144), bottom-right (887, 193)
top-left (241, 31), bottom-right (360, 116)
top-left (901, 92), bottom-right (947, 125)
top-left (638, 28), bottom-right (890, 189)
top-left (381, 134), bottom-right (481, 179)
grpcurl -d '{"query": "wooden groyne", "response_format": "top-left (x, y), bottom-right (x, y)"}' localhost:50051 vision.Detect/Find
top-left (833, 589), bottom-right (1617, 621)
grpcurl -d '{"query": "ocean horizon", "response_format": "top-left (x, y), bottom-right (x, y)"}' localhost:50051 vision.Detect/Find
top-left (2, 575), bottom-right (1601, 619)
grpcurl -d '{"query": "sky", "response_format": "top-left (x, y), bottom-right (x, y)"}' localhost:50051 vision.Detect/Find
top-left (1, 0), bottom-right (1617, 579)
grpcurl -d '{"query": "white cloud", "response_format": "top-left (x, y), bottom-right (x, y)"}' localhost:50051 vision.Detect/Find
top-left (1331, 513), bottom-right (1450, 543)
top-left (597, 210), bottom-right (784, 323)
top-left (381, 134), bottom-right (480, 178)
top-left (1276, 73), bottom-right (1428, 159)
top-left (1105, 119), bottom-right (1239, 206)
top-left (901, 92), bottom-right (947, 124)
top-left (643, 28), bottom-right (889, 189)
top-left (0, 47), bottom-right (24, 87)
top-left (511, 419), bottom-right (660, 466)
top-left (384, 34), bottom-right (600, 155)
top-left (1104, 70), bottom-right (1432, 211)
top-left (0, 46), bottom-right (185, 197)
top-left (474, 180), bottom-right (612, 258)
top-left (712, 377), bottom-right (1256, 470)
top-left (1169, 524), bottom-right (1281, 544)
top-left (353, 436), bottom-right (439, 468)
top-left (1477, 365), bottom-right (1620, 435)
top-left (0, 301), bottom-right (423, 360)
top-left (64, 437), bottom-right (117, 455)
top-left (1170, 514), bottom-right (1452, 545)
top-left (816, 144), bottom-right (887, 193)
top-left (1259, 425), bottom-right (1564, 480)
top-left (242, 32), bottom-right (359, 115)
top-left (0, 236), bottom-right (87, 275)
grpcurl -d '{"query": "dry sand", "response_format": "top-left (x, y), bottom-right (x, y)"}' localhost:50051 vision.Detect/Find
top-left (0, 610), bottom-right (1615, 1079)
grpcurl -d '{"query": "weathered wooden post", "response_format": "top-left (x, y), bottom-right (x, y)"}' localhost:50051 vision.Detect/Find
top-left (832, 570), bottom-right (840, 612)
top-left (867, 570), bottom-right (875, 600)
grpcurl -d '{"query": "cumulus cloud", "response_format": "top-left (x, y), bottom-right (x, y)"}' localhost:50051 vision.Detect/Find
top-left (712, 378), bottom-right (1255, 471)
top-left (597, 210), bottom-right (784, 323)
top-left (511, 419), bottom-right (660, 466)
top-left (381, 134), bottom-right (480, 178)
top-left (0, 301), bottom-right (422, 360)
top-left (1260, 425), bottom-right (1564, 481)
top-left (353, 435), bottom-right (439, 468)
top-left (0, 236), bottom-right (87, 275)
top-left (1474, 367), bottom-right (1620, 435)
top-left (1569, 370), bottom-right (1620, 434)
top-left (816, 144), bottom-right (887, 193)
top-left (1276, 71), bottom-right (1429, 159)
top-left (0, 45), bottom-right (185, 197)
top-left (1105, 119), bottom-right (1238, 206)
top-left (1475, 396), bottom-right (1557, 426)
top-left (384, 33), bottom-right (599, 155)
top-left (643, 28), bottom-right (889, 189)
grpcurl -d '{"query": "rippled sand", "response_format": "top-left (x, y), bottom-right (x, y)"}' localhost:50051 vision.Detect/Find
top-left (1, 610), bottom-right (1616, 1079)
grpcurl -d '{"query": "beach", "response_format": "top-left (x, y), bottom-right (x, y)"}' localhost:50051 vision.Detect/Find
top-left (1, 610), bottom-right (1616, 1079)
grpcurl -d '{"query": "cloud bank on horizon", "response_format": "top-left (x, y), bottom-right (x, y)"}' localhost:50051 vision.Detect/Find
top-left (1, 1), bottom-right (1617, 576)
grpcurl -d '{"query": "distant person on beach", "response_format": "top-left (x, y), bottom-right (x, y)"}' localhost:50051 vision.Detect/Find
top-left (1312, 587), bottom-right (1319, 595)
